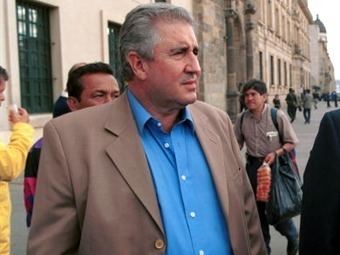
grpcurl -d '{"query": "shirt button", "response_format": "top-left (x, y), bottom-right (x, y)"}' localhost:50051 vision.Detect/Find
top-left (199, 250), bottom-right (205, 255)
top-left (181, 175), bottom-right (186, 181)
top-left (157, 122), bottom-right (162, 127)
top-left (154, 239), bottom-right (164, 250)
top-left (164, 143), bottom-right (170, 148)
top-left (190, 211), bottom-right (196, 218)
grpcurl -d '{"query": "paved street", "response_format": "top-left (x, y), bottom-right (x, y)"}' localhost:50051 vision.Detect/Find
top-left (8, 100), bottom-right (338, 254)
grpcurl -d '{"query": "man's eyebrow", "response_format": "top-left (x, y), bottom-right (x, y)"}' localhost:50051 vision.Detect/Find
top-left (93, 89), bottom-right (107, 94)
top-left (169, 46), bottom-right (188, 53)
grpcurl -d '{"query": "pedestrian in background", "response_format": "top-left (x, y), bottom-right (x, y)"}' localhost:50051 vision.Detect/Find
top-left (273, 94), bottom-right (281, 109)
top-left (285, 88), bottom-right (298, 123)
top-left (0, 65), bottom-right (34, 255)
top-left (234, 79), bottom-right (299, 255)
top-left (302, 89), bottom-right (313, 124)
top-left (331, 91), bottom-right (338, 107)
top-left (326, 92), bottom-right (331, 108)
top-left (51, 62), bottom-right (87, 118)
top-left (28, 3), bottom-right (266, 254)
top-left (300, 109), bottom-right (340, 255)
top-left (23, 62), bottom-right (120, 227)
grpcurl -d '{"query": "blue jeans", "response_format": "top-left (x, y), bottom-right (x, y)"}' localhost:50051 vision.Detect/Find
top-left (257, 202), bottom-right (298, 254)
top-left (303, 108), bottom-right (311, 123)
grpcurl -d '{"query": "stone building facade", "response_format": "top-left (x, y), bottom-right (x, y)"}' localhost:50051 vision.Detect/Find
top-left (193, 0), bottom-right (251, 121)
top-left (0, 0), bottom-right (251, 127)
top-left (309, 15), bottom-right (335, 94)
top-left (252, 0), bottom-right (313, 100)
top-left (0, 0), bottom-right (334, 130)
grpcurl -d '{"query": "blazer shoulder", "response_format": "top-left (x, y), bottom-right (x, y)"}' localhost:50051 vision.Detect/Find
top-left (48, 101), bottom-right (117, 132)
top-left (190, 101), bottom-right (230, 120)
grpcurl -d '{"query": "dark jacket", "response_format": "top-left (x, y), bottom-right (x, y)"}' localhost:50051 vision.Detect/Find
top-left (300, 109), bottom-right (340, 254)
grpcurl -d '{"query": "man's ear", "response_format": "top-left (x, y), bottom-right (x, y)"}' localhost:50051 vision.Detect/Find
top-left (126, 51), bottom-right (148, 80)
top-left (263, 93), bottom-right (268, 103)
top-left (67, 97), bottom-right (79, 111)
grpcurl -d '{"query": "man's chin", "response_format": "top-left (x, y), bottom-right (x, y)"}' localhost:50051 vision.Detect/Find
top-left (185, 94), bottom-right (197, 105)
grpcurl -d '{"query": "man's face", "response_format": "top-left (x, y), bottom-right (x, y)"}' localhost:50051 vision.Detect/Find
top-left (0, 78), bottom-right (6, 106)
top-left (244, 88), bottom-right (267, 113)
top-left (141, 21), bottom-right (201, 111)
top-left (68, 73), bottom-right (120, 111)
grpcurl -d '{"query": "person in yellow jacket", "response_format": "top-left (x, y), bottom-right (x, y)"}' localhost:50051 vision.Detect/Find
top-left (0, 66), bottom-right (34, 255)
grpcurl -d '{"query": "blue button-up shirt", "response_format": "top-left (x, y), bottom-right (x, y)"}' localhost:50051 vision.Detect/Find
top-left (128, 90), bottom-right (232, 255)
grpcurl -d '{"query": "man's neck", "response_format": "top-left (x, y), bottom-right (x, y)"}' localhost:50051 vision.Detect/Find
top-left (250, 104), bottom-right (265, 119)
top-left (128, 86), bottom-right (182, 133)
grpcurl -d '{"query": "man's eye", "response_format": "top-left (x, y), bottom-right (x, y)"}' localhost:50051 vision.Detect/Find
top-left (173, 50), bottom-right (185, 56)
top-left (94, 94), bottom-right (104, 98)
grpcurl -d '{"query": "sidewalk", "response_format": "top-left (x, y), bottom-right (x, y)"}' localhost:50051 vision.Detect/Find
top-left (9, 101), bottom-right (338, 254)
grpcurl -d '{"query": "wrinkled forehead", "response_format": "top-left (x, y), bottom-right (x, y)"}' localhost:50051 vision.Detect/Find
top-left (152, 19), bottom-right (197, 44)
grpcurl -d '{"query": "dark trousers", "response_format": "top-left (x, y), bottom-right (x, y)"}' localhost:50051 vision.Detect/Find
top-left (287, 106), bottom-right (297, 122)
top-left (246, 155), bottom-right (298, 254)
top-left (303, 108), bottom-right (311, 123)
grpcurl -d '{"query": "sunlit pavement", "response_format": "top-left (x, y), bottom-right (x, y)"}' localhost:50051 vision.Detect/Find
top-left (9, 100), bottom-right (338, 254)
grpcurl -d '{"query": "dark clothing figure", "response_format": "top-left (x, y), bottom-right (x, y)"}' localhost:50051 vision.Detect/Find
top-left (331, 91), bottom-right (338, 107)
top-left (24, 138), bottom-right (42, 227)
top-left (52, 93), bottom-right (71, 118)
top-left (300, 109), bottom-right (340, 255)
top-left (326, 93), bottom-right (331, 107)
top-left (285, 90), bottom-right (298, 123)
top-left (24, 94), bottom-right (70, 227)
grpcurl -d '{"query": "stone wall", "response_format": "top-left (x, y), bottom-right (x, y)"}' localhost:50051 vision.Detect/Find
top-left (193, 0), bottom-right (227, 111)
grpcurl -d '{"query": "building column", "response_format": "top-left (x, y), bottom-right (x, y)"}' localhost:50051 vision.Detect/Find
top-left (225, 7), bottom-right (239, 122)
top-left (244, 0), bottom-right (256, 79)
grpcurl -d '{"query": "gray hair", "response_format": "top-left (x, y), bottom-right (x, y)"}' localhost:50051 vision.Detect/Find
top-left (119, 3), bottom-right (193, 81)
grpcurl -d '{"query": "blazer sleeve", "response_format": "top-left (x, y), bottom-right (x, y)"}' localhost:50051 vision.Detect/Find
top-left (27, 121), bottom-right (79, 255)
top-left (300, 111), bottom-right (340, 254)
top-left (233, 113), bottom-right (244, 149)
top-left (227, 114), bottom-right (267, 255)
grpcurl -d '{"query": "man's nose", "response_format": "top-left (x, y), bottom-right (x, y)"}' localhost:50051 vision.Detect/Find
top-left (185, 53), bottom-right (201, 76)
top-left (105, 95), bottom-right (114, 103)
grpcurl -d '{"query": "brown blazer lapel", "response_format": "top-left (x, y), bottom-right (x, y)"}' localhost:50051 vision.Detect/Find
top-left (104, 93), bottom-right (164, 234)
top-left (190, 106), bottom-right (230, 218)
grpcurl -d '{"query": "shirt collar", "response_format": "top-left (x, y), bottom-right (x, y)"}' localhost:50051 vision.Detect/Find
top-left (248, 103), bottom-right (268, 119)
top-left (127, 89), bottom-right (194, 134)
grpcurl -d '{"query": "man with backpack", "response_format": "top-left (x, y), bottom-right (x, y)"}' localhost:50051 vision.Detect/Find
top-left (233, 79), bottom-right (299, 255)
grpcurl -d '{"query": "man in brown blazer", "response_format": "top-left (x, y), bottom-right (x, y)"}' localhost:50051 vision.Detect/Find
top-left (28, 3), bottom-right (266, 255)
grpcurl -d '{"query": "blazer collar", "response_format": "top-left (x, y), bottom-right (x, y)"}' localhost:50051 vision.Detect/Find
top-left (103, 97), bottom-right (230, 235)
top-left (189, 104), bottom-right (230, 217)
top-left (104, 92), bottom-right (164, 234)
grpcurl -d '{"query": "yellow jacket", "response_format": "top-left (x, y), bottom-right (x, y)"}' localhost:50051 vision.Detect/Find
top-left (0, 123), bottom-right (34, 255)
